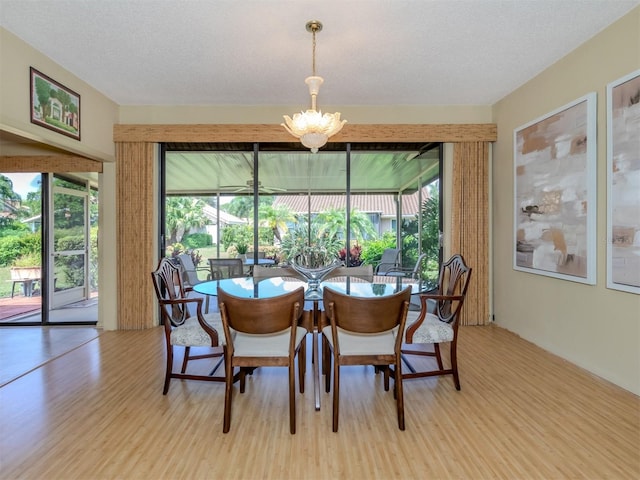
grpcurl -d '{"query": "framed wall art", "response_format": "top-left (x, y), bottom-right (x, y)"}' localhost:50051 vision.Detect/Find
top-left (30, 67), bottom-right (81, 140)
top-left (513, 93), bottom-right (597, 284)
top-left (606, 69), bottom-right (640, 294)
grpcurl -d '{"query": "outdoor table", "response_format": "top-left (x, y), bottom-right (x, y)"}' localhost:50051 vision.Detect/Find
top-left (193, 275), bottom-right (430, 410)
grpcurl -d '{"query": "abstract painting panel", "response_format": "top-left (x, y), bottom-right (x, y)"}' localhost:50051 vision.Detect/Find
top-left (514, 93), bottom-right (597, 284)
top-left (607, 70), bottom-right (640, 294)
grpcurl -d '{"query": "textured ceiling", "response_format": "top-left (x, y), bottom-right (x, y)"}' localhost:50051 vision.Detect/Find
top-left (1, 0), bottom-right (638, 107)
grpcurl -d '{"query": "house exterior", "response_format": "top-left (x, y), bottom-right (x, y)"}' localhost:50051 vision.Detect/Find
top-left (273, 187), bottom-right (430, 237)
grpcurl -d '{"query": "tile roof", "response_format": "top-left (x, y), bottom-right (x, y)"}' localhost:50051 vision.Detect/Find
top-left (273, 187), bottom-right (429, 218)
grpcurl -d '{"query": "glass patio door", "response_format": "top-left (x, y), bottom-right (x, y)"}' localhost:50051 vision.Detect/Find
top-left (48, 177), bottom-right (89, 309)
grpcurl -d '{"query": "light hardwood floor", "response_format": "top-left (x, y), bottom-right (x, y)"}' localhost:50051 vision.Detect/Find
top-left (1, 324), bottom-right (638, 479)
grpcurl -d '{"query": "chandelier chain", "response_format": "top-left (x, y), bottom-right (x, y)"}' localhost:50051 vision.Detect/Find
top-left (311, 27), bottom-right (317, 76)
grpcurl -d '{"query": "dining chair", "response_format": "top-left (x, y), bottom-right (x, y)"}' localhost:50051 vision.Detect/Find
top-left (151, 257), bottom-right (226, 394)
top-left (208, 258), bottom-right (244, 280)
top-left (218, 287), bottom-right (308, 434)
top-left (373, 248), bottom-right (401, 275)
top-left (401, 254), bottom-right (472, 390)
top-left (322, 286), bottom-right (411, 432)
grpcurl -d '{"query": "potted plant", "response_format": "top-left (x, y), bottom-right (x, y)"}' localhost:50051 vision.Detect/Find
top-left (235, 242), bottom-right (248, 260)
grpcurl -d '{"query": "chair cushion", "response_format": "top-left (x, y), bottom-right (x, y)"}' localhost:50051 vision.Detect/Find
top-left (322, 325), bottom-right (398, 356)
top-left (232, 326), bottom-right (307, 357)
top-left (170, 312), bottom-right (225, 347)
top-left (405, 311), bottom-right (454, 343)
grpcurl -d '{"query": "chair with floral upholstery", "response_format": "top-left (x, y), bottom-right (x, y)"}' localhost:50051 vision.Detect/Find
top-left (151, 257), bottom-right (226, 394)
top-left (401, 254), bottom-right (472, 390)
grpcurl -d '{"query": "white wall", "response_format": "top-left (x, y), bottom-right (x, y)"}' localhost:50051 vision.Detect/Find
top-left (492, 7), bottom-right (640, 394)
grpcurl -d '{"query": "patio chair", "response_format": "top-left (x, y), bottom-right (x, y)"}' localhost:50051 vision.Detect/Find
top-left (208, 258), bottom-right (244, 280)
top-left (252, 265), bottom-right (306, 282)
top-left (325, 264), bottom-right (374, 282)
top-left (373, 248), bottom-right (401, 275)
top-left (386, 253), bottom-right (428, 279)
top-left (176, 253), bottom-right (208, 290)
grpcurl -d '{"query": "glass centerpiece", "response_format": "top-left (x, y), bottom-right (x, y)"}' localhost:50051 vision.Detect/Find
top-left (281, 223), bottom-right (343, 298)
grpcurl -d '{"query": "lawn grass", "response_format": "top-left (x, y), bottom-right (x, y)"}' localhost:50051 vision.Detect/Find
top-left (0, 266), bottom-right (13, 298)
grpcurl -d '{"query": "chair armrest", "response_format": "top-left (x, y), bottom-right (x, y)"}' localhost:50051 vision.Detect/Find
top-left (385, 266), bottom-right (413, 278)
top-left (159, 297), bottom-right (220, 345)
top-left (374, 262), bottom-right (400, 274)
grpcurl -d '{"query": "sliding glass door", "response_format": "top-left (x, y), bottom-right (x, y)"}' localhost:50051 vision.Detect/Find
top-left (161, 142), bottom-right (442, 282)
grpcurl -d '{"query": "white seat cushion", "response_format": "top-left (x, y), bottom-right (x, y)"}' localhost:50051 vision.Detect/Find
top-left (405, 311), bottom-right (453, 343)
top-left (233, 326), bottom-right (307, 357)
top-left (170, 312), bottom-right (225, 347)
top-left (322, 325), bottom-right (398, 356)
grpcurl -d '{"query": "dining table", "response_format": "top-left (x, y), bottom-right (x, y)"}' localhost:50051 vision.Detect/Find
top-left (193, 275), bottom-right (433, 410)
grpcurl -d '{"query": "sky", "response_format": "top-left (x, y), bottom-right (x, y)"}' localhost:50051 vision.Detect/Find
top-left (3, 173), bottom-right (40, 199)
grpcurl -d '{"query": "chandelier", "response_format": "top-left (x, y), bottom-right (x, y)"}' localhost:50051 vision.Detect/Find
top-left (282, 20), bottom-right (346, 153)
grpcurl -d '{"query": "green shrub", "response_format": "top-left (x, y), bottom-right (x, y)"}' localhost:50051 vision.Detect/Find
top-left (0, 233), bottom-right (41, 267)
top-left (360, 232), bottom-right (396, 266)
top-left (182, 233), bottom-right (212, 249)
top-left (12, 252), bottom-right (41, 266)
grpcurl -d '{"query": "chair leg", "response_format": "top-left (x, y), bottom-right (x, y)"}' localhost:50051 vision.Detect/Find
top-left (289, 359), bottom-right (296, 434)
top-left (322, 336), bottom-right (329, 375)
top-left (298, 341), bottom-right (306, 394)
top-left (450, 341), bottom-right (461, 390)
top-left (163, 344), bottom-right (174, 395)
top-left (239, 368), bottom-right (247, 393)
top-left (223, 351), bottom-right (233, 433)
top-left (181, 346), bottom-right (190, 373)
top-left (324, 346), bottom-right (332, 393)
top-left (332, 359), bottom-right (340, 432)
top-left (395, 359), bottom-right (405, 431)
top-left (434, 343), bottom-right (444, 370)
top-left (383, 366), bottom-right (390, 391)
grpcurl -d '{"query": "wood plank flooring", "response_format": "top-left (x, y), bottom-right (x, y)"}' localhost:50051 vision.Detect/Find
top-left (0, 325), bottom-right (638, 479)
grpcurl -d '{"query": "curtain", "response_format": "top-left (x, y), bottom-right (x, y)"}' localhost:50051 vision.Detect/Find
top-left (451, 142), bottom-right (489, 326)
top-left (116, 142), bottom-right (155, 329)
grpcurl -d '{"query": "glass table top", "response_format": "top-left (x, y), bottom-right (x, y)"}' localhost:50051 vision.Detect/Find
top-left (192, 276), bottom-right (434, 300)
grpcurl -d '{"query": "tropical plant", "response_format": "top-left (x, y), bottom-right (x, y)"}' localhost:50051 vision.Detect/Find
top-left (258, 204), bottom-right (295, 243)
top-left (338, 243), bottom-right (363, 267)
top-left (280, 220), bottom-right (342, 268)
top-left (360, 231), bottom-right (396, 266)
top-left (315, 207), bottom-right (377, 243)
top-left (165, 197), bottom-right (208, 244)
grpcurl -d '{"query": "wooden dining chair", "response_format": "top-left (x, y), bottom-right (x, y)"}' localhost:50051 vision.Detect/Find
top-left (150, 257), bottom-right (226, 394)
top-left (401, 254), bottom-right (472, 390)
top-left (322, 286), bottom-right (411, 432)
top-left (218, 287), bottom-right (308, 434)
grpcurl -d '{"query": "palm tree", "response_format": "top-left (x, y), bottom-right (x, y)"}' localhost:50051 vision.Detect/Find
top-left (315, 207), bottom-right (377, 243)
top-left (258, 204), bottom-right (295, 243)
top-left (165, 197), bottom-right (207, 244)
